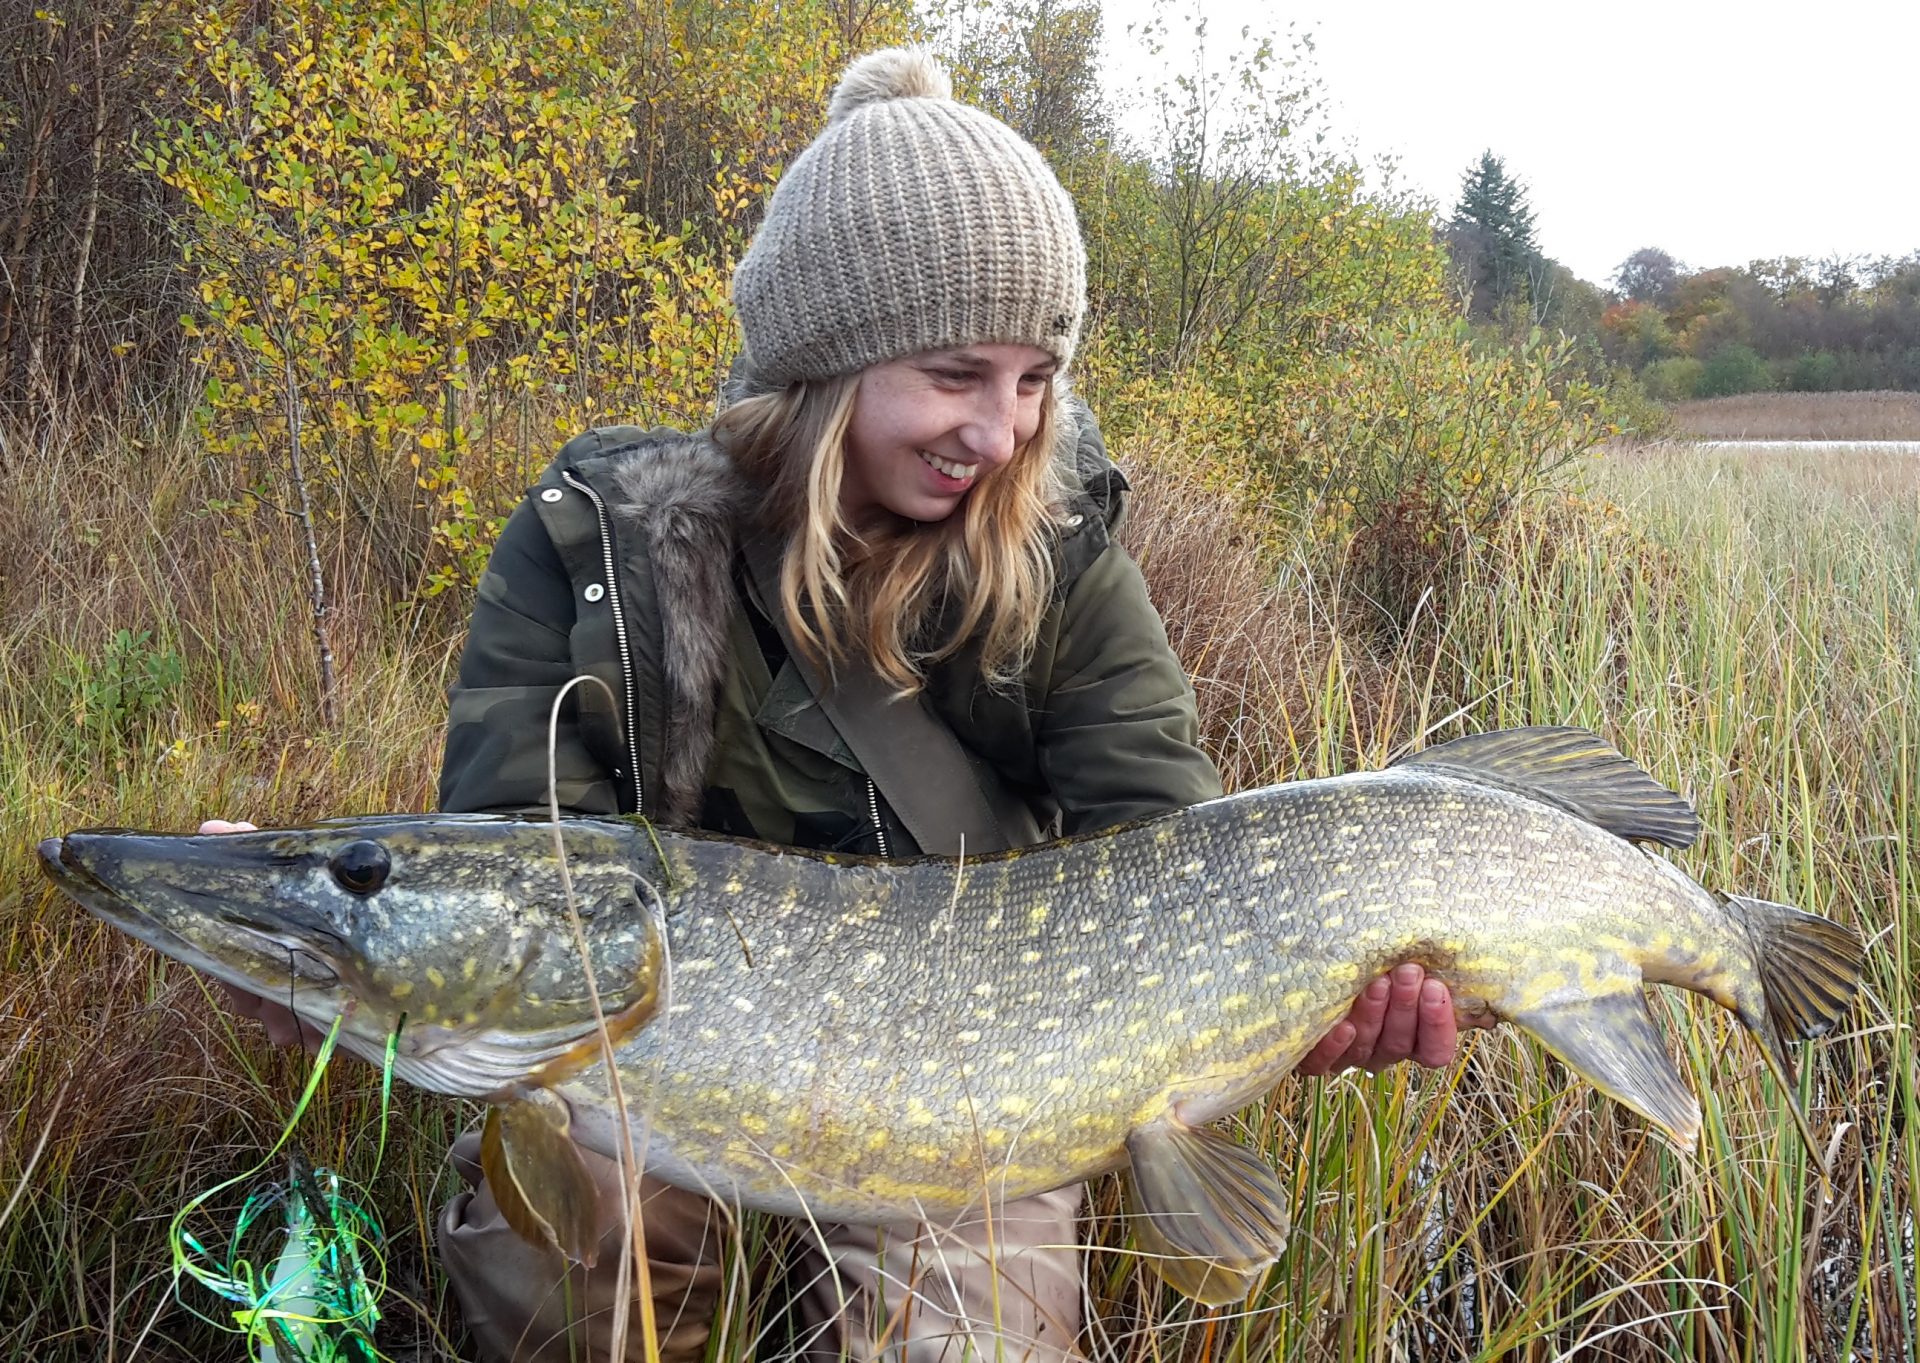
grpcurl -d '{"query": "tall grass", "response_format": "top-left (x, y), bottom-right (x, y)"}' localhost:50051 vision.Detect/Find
top-left (2, 426), bottom-right (1912, 1360)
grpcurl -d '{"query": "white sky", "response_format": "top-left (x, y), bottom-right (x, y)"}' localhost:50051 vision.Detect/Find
top-left (1096, 0), bottom-right (1920, 287)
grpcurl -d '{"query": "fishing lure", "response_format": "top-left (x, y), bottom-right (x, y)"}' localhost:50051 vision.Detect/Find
top-left (169, 1014), bottom-right (401, 1361)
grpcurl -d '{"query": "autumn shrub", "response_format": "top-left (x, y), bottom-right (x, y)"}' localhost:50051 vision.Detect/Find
top-left (1641, 354), bottom-right (1704, 403)
top-left (1697, 342), bottom-right (1773, 398)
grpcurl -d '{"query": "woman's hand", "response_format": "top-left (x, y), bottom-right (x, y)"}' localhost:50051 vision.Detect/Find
top-left (1295, 963), bottom-right (1494, 1076)
top-left (197, 819), bottom-right (327, 1053)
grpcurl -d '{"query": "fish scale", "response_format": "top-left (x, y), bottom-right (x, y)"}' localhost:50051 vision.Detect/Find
top-left (40, 727), bottom-right (1865, 1303)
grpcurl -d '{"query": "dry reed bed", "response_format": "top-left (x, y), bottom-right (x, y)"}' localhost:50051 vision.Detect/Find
top-left (1, 422), bottom-right (1912, 1361)
top-left (1667, 390), bottom-right (1920, 441)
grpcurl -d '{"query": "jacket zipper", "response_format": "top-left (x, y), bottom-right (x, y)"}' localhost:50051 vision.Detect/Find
top-left (561, 469), bottom-right (644, 816)
top-left (867, 779), bottom-right (890, 859)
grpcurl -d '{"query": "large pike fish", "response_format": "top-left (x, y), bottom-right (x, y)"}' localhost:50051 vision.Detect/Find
top-left (40, 728), bottom-right (1862, 1303)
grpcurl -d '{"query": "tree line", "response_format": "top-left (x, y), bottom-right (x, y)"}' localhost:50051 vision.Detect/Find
top-left (1442, 151), bottom-right (1920, 399)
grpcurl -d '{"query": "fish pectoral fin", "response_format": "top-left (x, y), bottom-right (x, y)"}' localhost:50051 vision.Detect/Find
top-left (1512, 988), bottom-right (1701, 1150)
top-left (480, 1096), bottom-right (602, 1267)
top-left (1395, 726), bottom-right (1699, 849)
top-left (1124, 1118), bottom-right (1289, 1306)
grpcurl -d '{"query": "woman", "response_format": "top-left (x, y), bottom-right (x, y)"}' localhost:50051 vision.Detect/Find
top-left (219, 46), bottom-right (1467, 1363)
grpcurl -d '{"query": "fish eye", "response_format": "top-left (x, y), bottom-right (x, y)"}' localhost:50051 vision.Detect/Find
top-left (328, 840), bottom-right (391, 896)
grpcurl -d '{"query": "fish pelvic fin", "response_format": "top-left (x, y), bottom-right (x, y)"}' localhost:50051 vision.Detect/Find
top-left (1511, 988), bottom-right (1702, 1150)
top-left (1124, 1118), bottom-right (1289, 1306)
top-left (1720, 893), bottom-right (1865, 1175)
top-left (1396, 726), bottom-right (1699, 849)
top-left (480, 1095), bottom-right (603, 1267)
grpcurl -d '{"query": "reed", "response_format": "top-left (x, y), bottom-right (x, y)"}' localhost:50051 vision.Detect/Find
top-left (1666, 390), bottom-right (1920, 441)
top-left (1, 424), bottom-right (1910, 1360)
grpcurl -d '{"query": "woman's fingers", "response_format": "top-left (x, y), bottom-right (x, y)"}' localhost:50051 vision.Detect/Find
top-left (1362, 964), bottom-right (1427, 1072)
top-left (1296, 968), bottom-right (1482, 1076)
top-left (1411, 978), bottom-right (1461, 1069)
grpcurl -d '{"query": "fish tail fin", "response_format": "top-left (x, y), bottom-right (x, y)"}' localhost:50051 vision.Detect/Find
top-left (1720, 894), bottom-right (1864, 1174)
top-left (1511, 988), bottom-right (1702, 1150)
top-left (1720, 894), bottom-right (1864, 1045)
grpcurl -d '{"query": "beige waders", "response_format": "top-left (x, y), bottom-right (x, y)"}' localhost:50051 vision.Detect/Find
top-left (440, 1133), bottom-right (1085, 1363)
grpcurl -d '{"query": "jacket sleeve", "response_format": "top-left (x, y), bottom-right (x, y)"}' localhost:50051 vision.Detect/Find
top-left (438, 499), bottom-right (623, 816)
top-left (1035, 542), bottom-right (1225, 835)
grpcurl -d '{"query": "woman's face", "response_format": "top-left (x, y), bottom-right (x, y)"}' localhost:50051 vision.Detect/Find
top-left (840, 343), bottom-right (1057, 525)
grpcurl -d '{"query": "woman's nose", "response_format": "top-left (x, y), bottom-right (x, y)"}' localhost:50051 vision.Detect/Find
top-left (959, 382), bottom-right (1027, 466)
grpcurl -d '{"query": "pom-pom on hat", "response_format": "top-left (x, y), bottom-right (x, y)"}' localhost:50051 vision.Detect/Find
top-left (731, 47), bottom-right (1087, 385)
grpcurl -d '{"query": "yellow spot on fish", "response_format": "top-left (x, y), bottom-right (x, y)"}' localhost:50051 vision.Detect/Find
top-left (1319, 887), bottom-right (1348, 905)
top-left (1221, 931), bottom-right (1248, 948)
top-left (999, 1095), bottom-right (1033, 1117)
top-left (1028, 904), bottom-right (1051, 929)
top-left (1139, 973), bottom-right (1163, 988)
top-left (425, 966), bottom-right (446, 989)
top-left (1255, 859), bottom-right (1278, 876)
top-left (1164, 1009), bottom-right (1185, 1026)
top-left (390, 981), bottom-right (414, 1000)
top-left (866, 1130), bottom-right (890, 1151)
top-left (724, 878), bottom-right (743, 894)
top-left (462, 958), bottom-right (478, 981)
top-left (1130, 897), bottom-right (1150, 912)
top-left (1233, 1014), bottom-right (1278, 1042)
top-left (740, 1113), bottom-right (769, 1135)
top-left (1022, 950), bottom-right (1043, 965)
top-left (1190, 969), bottom-right (1214, 986)
top-left (1283, 989), bottom-right (1311, 1011)
top-left (1223, 993), bottom-right (1250, 1011)
top-left (957, 1029), bottom-right (982, 1045)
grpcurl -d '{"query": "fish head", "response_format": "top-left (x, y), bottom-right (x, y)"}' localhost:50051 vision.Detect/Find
top-left (39, 815), bottom-right (664, 1098)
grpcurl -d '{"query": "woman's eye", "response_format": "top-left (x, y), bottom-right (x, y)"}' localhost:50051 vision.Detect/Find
top-left (328, 840), bottom-right (391, 896)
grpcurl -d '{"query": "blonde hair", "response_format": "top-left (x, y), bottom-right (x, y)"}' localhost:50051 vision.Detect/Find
top-left (713, 376), bottom-right (1068, 694)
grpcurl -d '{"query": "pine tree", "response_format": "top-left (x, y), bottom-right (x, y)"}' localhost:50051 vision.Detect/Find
top-left (1447, 151), bottom-right (1539, 322)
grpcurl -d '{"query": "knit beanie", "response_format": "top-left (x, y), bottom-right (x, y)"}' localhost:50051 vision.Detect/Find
top-left (731, 47), bottom-right (1087, 385)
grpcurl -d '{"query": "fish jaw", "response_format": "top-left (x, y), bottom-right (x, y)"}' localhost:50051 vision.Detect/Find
top-left (39, 816), bottom-right (665, 1098)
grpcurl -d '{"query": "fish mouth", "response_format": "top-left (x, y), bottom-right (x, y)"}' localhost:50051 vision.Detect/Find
top-left (38, 833), bottom-right (344, 994)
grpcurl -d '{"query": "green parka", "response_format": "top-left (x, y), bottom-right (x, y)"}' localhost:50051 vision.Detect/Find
top-left (438, 404), bottom-right (1222, 856)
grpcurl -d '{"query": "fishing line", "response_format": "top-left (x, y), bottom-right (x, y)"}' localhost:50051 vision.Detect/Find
top-left (167, 1009), bottom-right (406, 1362)
top-left (545, 671), bottom-right (669, 1363)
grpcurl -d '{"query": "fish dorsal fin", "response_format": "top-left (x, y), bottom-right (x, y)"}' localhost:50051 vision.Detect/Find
top-left (480, 1095), bottom-right (603, 1266)
top-left (1511, 987), bottom-right (1702, 1149)
top-left (1395, 726), bottom-right (1699, 848)
top-left (1124, 1118), bottom-right (1289, 1305)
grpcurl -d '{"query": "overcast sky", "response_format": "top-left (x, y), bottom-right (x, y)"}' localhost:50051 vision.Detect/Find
top-left (1095, 0), bottom-right (1920, 287)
